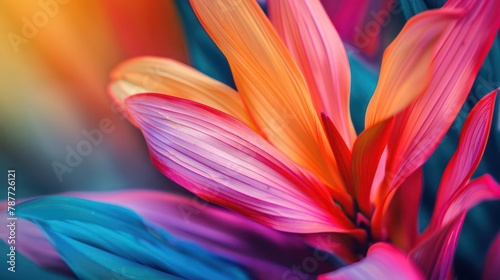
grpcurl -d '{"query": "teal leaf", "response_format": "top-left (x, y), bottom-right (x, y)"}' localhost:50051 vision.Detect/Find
top-left (18, 196), bottom-right (250, 280)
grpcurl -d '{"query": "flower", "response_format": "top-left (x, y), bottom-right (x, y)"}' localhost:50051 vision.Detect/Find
top-left (3, 0), bottom-right (500, 279)
top-left (104, 0), bottom-right (500, 278)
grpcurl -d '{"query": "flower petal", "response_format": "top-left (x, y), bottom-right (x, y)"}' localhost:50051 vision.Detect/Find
top-left (371, 168), bottom-right (422, 242)
top-left (125, 93), bottom-right (360, 236)
top-left (384, 0), bottom-right (500, 191)
top-left (434, 90), bottom-right (498, 215)
top-left (351, 118), bottom-right (394, 217)
top-left (269, 0), bottom-right (355, 146)
top-left (319, 243), bottom-right (424, 280)
top-left (189, 0), bottom-right (345, 194)
top-left (109, 56), bottom-right (258, 131)
top-left (385, 168), bottom-right (423, 252)
top-left (321, 114), bottom-right (354, 208)
top-left (483, 231), bottom-right (500, 280)
top-left (364, 9), bottom-right (460, 128)
top-left (16, 196), bottom-right (250, 280)
top-left (411, 175), bottom-right (500, 279)
top-left (409, 215), bottom-right (462, 280)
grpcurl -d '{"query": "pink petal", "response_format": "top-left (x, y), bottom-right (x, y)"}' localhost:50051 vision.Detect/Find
top-left (384, 0), bottom-right (500, 192)
top-left (434, 90), bottom-right (498, 215)
top-left (319, 243), bottom-right (424, 280)
top-left (411, 175), bottom-right (500, 279)
top-left (409, 216), bottom-right (463, 280)
top-left (269, 0), bottom-right (356, 146)
top-left (125, 93), bottom-right (362, 237)
top-left (483, 231), bottom-right (500, 280)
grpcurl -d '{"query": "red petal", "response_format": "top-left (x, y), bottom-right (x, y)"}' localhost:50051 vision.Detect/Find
top-left (352, 118), bottom-right (394, 217)
top-left (321, 114), bottom-right (354, 211)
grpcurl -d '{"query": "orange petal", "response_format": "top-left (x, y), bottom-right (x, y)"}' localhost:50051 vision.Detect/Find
top-left (109, 56), bottom-right (259, 132)
top-left (269, 0), bottom-right (356, 146)
top-left (189, 0), bottom-right (345, 195)
top-left (365, 9), bottom-right (461, 128)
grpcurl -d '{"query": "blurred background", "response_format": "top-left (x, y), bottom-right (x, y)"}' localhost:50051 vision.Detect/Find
top-left (0, 0), bottom-right (498, 279)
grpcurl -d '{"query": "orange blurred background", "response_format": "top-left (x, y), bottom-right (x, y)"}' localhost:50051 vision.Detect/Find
top-left (0, 0), bottom-right (188, 197)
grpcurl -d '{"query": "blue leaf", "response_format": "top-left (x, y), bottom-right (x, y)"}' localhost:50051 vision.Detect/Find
top-left (18, 196), bottom-right (250, 280)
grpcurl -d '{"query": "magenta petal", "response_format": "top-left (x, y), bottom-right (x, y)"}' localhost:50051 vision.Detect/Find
top-left (412, 175), bottom-right (500, 279)
top-left (125, 93), bottom-right (360, 236)
top-left (319, 243), bottom-right (423, 280)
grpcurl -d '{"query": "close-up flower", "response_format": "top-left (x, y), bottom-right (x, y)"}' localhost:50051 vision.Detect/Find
top-left (1, 0), bottom-right (500, 279)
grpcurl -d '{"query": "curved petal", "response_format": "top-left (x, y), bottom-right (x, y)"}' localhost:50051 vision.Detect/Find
top-left (436, 175), bottom-right (500, 230)
top-left (409, 215), bottom-right (463, 280)
top-left (384, 0), bottom-right (500, 191)
top-left (321, 114), bottom-right (354, 206)
top-left (434, 90), bottom-right (498, 215)
top-left (125, 93), bottom-right (360, 237)
top-left (319, 243), bottom-right (424, 280)
top-left (189, 0), bottom-right (345, 195)
top-left (483, 231), bottom-right (500, 280)
top-left (364, 9), bottom-right (460, 128)
top-left (109, 56), bottom-right (258, 131)
top-left (352, 118), bottom-right (394, 217)
top-left (411, 175), bottom-right (500, 279)
top-left (269, 0), bottom-right (355, 146)
top-left (16, 196), bottom-right (249, 280)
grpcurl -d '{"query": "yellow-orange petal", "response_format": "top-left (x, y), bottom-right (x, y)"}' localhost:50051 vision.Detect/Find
top-left (109, 56), bottom-right (259, 131)
top-left (364, 10), bottom-right (461, 128)
top-left (189, 0), bottom-right (344, 194)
